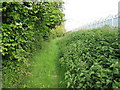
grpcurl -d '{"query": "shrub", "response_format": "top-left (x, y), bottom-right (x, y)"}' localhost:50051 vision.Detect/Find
top-left (50, 24), bottom-right (66, 39)
top-left (2, 2), bottom-right (64, 87)
top-left (58, 27), bottom-right (120, 88)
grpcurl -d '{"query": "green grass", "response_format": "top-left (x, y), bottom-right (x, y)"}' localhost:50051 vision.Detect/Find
top-left (23, 38), bottom-right (65, 88)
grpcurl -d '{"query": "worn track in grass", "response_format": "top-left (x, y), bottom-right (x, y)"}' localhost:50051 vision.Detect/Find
top-left (23, 38), bottom-right (65, 88)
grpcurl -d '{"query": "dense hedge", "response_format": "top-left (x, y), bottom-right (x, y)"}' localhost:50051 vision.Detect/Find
top-left (2, 2), bottom-right (64, 87)
top-left (58, 26), bottom-right (120, 89)
top-left (50, 24), bottom-right (65, 38)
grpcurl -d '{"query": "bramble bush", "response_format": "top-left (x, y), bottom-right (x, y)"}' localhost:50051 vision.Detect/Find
top-left (58, 26), bottom-right (120, 89)
top-left (2, 2), bottom-right (64, 87)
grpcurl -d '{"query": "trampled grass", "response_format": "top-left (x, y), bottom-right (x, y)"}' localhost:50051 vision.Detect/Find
top-left (23, 38), bottom-right (65, 88)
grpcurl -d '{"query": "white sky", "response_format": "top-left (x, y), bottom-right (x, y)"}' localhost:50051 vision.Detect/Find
top-left (63, 0), bottom-right (120, 31)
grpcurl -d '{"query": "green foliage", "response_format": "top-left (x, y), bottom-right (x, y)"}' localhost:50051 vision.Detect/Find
top-left (0, 30), bottom-right (1, 52)
top-left (58, 27), bottom-right (120, 88)
top-left (50, 24), bottom-right (65, 38)
top-left (2, 2), bottom-right (64, 87)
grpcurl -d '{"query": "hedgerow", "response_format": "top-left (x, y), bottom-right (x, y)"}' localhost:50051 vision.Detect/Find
top-left (50, 24), bottom-right (65, 39)
top-left (58, 26), bottom-right (120, 89)
top-left (2, 2), bottom-right (64, 87)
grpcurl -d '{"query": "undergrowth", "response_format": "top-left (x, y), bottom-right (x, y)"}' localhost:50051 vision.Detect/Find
top-left (58, 26), bottom-right (120, 88)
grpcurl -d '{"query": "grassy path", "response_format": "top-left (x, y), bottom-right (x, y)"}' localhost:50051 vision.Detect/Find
top-left (23, 38), bottom-right (65, 88)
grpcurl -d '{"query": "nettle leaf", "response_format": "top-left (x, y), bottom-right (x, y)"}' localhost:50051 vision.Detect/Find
top-left (2, 2), bottom-right (65, 88)
top-left (58, 27), bottom-right (119, 88)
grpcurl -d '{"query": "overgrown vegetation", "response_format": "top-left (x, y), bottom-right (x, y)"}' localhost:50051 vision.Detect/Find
top-left (58, 26), bottom-right (120, 88)
top-left (23, 38), bottom-right (65, 88)
top-left (2, 2), bottom-right (120, 89)
top-left (2, 2), bottom-right (64, 88)
top-left (50, 24), bottom-right (66, 38)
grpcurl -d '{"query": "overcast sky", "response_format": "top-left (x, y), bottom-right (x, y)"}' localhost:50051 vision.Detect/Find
top-left (63, 0), bottom-right (120, 31)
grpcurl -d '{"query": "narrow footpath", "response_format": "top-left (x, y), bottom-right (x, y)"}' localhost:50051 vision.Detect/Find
top-left (23, 38), bottom-right (65, 88)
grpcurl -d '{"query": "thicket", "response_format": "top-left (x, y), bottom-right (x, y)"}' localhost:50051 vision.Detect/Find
top-left (50, 24), bottom-right (65, 38)
top-left (58, 26), bottom-right (120, 89)
top-left (2, 2), bottom-right (64, 87)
